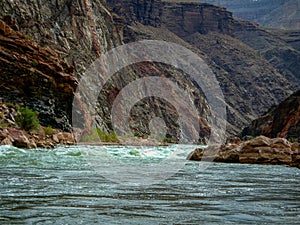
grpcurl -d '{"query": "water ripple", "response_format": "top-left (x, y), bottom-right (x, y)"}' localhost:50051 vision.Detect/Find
top-left (0, 145), bottom-right (299, 224)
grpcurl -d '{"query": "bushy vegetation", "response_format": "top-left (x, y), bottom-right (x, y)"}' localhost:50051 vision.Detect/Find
top-left (163, 137), bottom-right (176, 143)
top-left (43, 125), bottom-right (56, 135)
top-left (288, 137), bottom-right (299, 143)
top-left (16, 107), bottom-right (40, 131)
top-left (81, 128), bottom-right (119, 143)
top-left (97, 129), bottom-right (119, 143)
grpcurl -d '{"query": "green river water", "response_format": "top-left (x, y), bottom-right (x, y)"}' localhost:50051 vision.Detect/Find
top-left (0, 144), bottom-right (299, 224)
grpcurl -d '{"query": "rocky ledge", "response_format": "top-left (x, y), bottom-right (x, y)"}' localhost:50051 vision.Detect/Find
top-left (0, 127), bottom-right (75, 149)
top-left (187, 136), bottom-right (300, 168)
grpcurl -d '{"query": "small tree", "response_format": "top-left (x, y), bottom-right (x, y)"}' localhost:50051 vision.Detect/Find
top-left (16, 107), bottom-right (40, 131)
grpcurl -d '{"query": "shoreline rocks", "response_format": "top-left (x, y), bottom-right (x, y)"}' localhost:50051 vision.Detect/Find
top-left (187, 136), bottom-right (300, 168)
top-left (0, 102), bottom-right (75, 149)
top-left (0, 127), bottom-right (75, 149)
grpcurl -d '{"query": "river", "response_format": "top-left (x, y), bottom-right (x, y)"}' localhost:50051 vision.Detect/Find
top-left (0, 145), bottom-right (299, 224)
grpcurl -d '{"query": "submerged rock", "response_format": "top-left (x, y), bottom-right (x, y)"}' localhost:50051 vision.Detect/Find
top-left (188, 136), bottom-right (300, 168)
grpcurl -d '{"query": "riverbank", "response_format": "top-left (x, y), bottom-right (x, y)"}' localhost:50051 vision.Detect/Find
top-left (0, 127), bottom-right (75, 149)
top-left (0, 102), bottom-right (170, 148)
top-left (1, 101), bottom-right (300, 168)
top-left (0, 102), bottom-right (75, 148)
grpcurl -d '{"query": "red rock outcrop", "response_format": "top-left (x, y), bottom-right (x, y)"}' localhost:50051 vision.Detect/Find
top-left (242, 90), bottom-right (300, 141)
top-left (187, 136), bottom-right (300, 168)
top-left (0, 19), bottom-right (78, 131)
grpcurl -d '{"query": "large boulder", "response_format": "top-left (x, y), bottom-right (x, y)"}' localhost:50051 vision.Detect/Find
top-left (7, 128), bottom-right (36, 148)
top-left (187, 143), bottom-right (239, 163)
top-left (188, 136), bottom-right (300, 168)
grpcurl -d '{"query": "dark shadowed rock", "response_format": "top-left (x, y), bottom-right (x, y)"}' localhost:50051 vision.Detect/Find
top-left (0, 19), bottom-right (78, 131)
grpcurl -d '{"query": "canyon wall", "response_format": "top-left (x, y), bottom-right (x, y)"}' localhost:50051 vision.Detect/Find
top-left (0, 19), bottom-right (77, 131)
top-left (108, 0), bottom-right (235, 36)
top-left (0, 0), bottom-right (299, 141)
top-left (107, 0), bottom-right (298, 136)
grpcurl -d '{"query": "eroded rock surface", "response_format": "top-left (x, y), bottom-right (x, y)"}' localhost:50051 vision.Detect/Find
top-left (242, 90), bottom-right (300, 140)
top-left (188, 136), bottom-right (300, 168)
top-left (0, 19), bottom-right (77, 131)
top-left (107, 0), bottom-right (297, 136)
top-left (0, 0), bottom-right (299, 142)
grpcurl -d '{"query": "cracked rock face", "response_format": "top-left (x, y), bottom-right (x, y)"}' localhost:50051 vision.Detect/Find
top-left (0, 0), bottom-right (123, 134)
top-left (0, 19), bottom-right (77, 131)
top-left (242, 90), bottom-right (300, 140)
top-left (0, 0), bottom-right (121, 76)
top-left (0, 0), bottom-right (299, 141)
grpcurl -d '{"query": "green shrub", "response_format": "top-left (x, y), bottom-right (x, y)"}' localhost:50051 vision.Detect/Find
top-left (97, 129), bottom-right (119, 143)
top-left (81, 128), bottom-right (119, 143)
top-left (81, 129), bottom-right (100, 142)
top-left (16, 107), bottom-right (40, 131)
top-left (163, 137), bottom-right (176, 143)
top-left (43, 125), bottom-right (56, 135)
top-left (0, 121), bottom-right (8, 129)
top-left (32, 59), bottom-right (39, 66)
top-left (288, 137), bottom-right (299, 143)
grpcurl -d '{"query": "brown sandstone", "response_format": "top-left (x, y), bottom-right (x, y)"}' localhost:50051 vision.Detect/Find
top-left (188, 136), bottom-right (300, 168)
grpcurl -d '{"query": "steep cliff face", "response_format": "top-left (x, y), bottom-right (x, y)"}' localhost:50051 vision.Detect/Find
top-left (0, 19), bottom-right (77, 131)
top-left (242, 90), bottom-right (300, 140)
top-left (0, 0), bottom-right (212, 141)
top-left (234, 24), bottom-right (300, 86)
top-left (0, 0), bottom-right (121, 76)
top-left (108, 0), bottom-right (163, 27)
top-left (0, 0), bottom-right (298, 141)
top-left (162, 1), bottom-right (234, 37)
top-left (107, 0), bottom-right (296, 136)
top-left (186, 31), bottom-right (293, 130)
top-left (0, 0), bottom-right (123, 132)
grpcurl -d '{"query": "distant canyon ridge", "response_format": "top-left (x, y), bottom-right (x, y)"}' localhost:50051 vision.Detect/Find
top-left (201, 0), bottom-right (300, 30)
